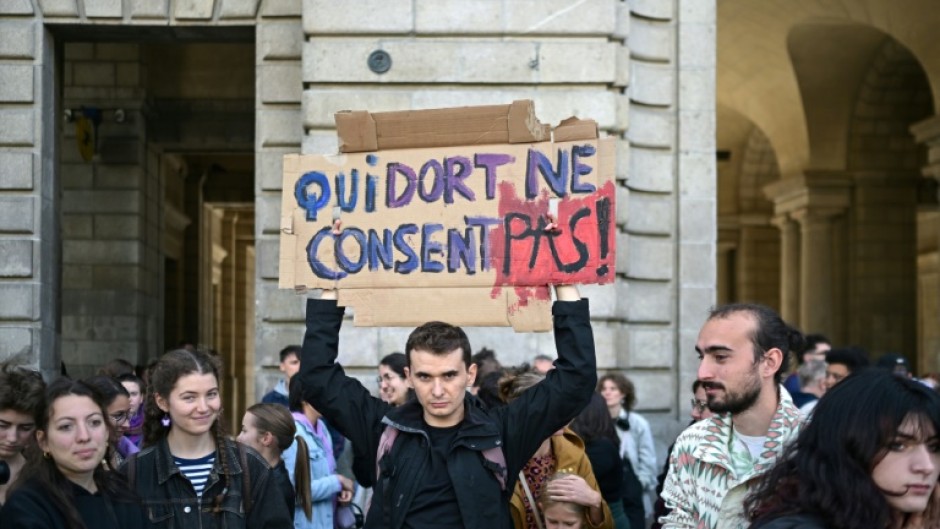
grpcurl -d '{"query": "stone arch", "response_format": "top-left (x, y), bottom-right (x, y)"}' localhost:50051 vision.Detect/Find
top-left (843, 36), bottom-right (933, 360)
top-left (717, 105), bottom-right (780, 308)
top-left (847, 38), bottom-right (932, 172)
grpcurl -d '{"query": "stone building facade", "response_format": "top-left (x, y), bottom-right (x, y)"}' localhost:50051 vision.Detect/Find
top-left (0, 0), bottom-right (714, 447)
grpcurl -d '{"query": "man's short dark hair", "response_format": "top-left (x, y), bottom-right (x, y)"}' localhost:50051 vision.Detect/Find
top-left (708, 303), bottom-right (804, 384)
top-left (825, 347), bottom-right (870, 374)
top-left (405, 321), bottom-right (472, 368)
top-left (279, 345), bottom-right (301, 363)
top-left (0, 361), bottom-right (45, 421)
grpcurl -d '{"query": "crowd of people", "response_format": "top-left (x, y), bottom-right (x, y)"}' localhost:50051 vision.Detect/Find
top-left (0, 285), bottom-right (939, 529)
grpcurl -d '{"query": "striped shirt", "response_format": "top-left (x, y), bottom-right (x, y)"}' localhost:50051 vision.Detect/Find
top-left (174, 453), bottom-right (216, 497)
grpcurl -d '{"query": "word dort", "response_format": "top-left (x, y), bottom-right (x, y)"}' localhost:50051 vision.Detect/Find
top-left (294, 145), bottom-right (598, 221)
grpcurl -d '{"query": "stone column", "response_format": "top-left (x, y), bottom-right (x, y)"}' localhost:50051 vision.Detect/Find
top-left (791, 208), bottom-right (842, 335)
top-left (771, 214), bottom-right (800, 324)
top-left (909, 116), bottom-right (940, 372)
top-left (764, 174), bottom-right (850, 337)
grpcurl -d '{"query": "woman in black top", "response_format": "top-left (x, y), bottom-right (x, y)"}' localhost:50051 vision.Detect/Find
top-left (237, 403), bottom-right (298, 514)
top-left (0, 378), bottom-right (147, 529)
top-left (572, 393), bottom-right (629, 529)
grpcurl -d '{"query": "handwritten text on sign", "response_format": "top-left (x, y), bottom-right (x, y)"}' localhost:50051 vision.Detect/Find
top-left (280, 139), bottom-right (616, 291)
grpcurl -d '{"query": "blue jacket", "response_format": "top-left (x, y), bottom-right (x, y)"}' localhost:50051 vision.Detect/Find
top-left (282, 416), bottom-right (342, 529)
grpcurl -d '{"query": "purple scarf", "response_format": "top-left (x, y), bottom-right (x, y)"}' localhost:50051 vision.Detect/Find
top-left (291, 411), bottom-right (335, 473)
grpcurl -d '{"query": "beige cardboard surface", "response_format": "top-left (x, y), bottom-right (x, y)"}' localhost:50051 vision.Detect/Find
top-left (283, 100), bottom-right (616, 330)
top-left (336, 100), bottom-right (550, 153)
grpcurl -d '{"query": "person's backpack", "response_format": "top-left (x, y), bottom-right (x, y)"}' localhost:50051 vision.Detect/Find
top-left (375, 425), bottom-right (508, 490)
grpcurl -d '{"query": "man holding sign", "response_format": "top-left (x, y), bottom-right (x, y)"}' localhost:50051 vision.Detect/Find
top-left (299, 281), bottom-right (598, 529)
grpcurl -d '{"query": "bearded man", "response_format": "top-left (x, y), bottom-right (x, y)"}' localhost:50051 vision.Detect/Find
top-left (659, 304), bottom-right (804, 529)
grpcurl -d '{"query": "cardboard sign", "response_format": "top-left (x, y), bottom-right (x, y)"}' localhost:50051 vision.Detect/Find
top-left (279, 102), bottom-right (616, 331)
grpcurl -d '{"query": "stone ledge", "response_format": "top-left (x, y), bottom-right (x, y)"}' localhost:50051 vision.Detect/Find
top-left (413, 0), bottom-right (617, 36)
top-left (303, 0), bottom-right (412, 34)
top-left (303, 39), bottom-right (617, 84)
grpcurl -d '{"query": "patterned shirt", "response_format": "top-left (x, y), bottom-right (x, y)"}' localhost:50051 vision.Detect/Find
top-left (660, 387), bottom-right (802, 529)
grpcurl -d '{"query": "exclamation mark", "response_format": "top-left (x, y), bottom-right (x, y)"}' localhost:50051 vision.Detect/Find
top-left (595, 197), bottom-right (610, 276)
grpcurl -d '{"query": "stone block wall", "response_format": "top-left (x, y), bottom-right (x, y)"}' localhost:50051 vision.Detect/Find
top-left (59, 42), bottom-right (162, 377)
top-left (0, 5), bottom-right (57, 377)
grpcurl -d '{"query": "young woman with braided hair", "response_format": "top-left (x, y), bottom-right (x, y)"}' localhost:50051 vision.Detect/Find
top-left (122, 348), bottom-right (292, 529)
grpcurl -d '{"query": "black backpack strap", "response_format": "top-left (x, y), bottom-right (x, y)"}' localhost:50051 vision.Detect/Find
top-left (238, 443), bottom-right (253, 516)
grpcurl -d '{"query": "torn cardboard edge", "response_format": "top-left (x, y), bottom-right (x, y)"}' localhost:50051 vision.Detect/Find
top-left (336, 99), bottom-right (565, 153)
top-left (336, 286), bottom-right (554, 332)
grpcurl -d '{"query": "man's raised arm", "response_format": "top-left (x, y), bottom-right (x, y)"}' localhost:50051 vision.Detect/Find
top-left (500, 284), bottom-right (598, 474)
top-left (300, 289), bottom-right (389, 486)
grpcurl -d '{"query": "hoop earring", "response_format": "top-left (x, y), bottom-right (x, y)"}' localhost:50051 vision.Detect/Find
top-left (161, 413), bottom-right (171, 427)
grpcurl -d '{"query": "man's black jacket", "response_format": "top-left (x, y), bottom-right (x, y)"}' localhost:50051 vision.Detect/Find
top-left (300, 297), bottom-right (597, 529)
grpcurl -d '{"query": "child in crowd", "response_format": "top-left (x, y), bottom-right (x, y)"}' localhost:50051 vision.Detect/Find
top-left (539, 473), bottom-right (586, 529)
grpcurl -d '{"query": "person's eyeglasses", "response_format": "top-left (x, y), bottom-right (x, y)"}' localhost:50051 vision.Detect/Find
top-left (690, 399), bottom-right (708, 413)
top-left (376, 373), bottom-right (401, 384)
top-left (109, 411), bottom-right (129, 424)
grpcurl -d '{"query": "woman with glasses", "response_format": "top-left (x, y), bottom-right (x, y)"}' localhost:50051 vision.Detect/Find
top-left (376, 353), bottom-right (413, 407)
top-left (83, 376), bottom-right (138, 467)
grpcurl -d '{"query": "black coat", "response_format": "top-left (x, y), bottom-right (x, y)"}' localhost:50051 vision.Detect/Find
top-left (300, 297), bottom-right (598, 529)
top-left (0, 479), bottom-right (147, 529)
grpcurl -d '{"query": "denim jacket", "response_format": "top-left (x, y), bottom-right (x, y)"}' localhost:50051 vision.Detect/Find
top-left (282, 415), bottom-right (342, 529)
top-left (122, 436), bottom-right (293, 529)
